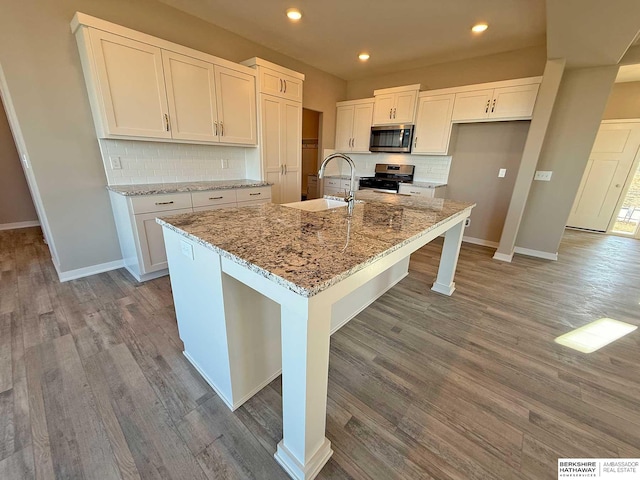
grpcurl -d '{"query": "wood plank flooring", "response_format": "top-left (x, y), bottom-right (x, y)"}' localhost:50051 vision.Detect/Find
top-left (0, 226), bottom-right (639, 479)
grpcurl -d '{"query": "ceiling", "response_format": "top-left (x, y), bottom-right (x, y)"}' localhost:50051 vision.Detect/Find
top-left (158, 0), bottom-right (547, 80)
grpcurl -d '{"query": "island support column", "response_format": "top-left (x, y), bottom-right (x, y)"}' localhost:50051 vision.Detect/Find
top-left (431, 218), bottom-right (466, 296)
top-left (275, 294), bottom-right (333, 480)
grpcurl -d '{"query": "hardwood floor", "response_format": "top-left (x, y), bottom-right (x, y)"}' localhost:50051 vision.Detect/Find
top-left (0, 227), bottom-right (639, 479)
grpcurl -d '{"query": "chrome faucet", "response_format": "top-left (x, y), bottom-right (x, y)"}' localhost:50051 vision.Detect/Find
top-left (318, 153), bottom-right (357, 216)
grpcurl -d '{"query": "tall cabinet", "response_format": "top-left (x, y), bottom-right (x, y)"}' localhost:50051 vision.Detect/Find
top-left (242, 58), bottom-right (304, 204)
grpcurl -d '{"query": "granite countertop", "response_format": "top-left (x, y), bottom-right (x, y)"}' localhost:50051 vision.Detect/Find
top-left (409, 181), bottom-right (447, 188)
top-left (107, 179), bottom-right (271, 196)
top-left (157, 190), bottom-right (474, 297)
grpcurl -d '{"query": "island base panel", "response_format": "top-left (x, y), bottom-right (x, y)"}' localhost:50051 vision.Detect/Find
top-left (275, 438), bottom-right (333, 480)
top-left (431, 219), bottom-right (465, 296)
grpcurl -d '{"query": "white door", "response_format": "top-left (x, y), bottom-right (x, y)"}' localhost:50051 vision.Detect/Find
top-left (261, 95), bottom-right (283, 204)
top-left (162, 51), bottom-right (218, 142)
top-left (412, 94), bottom-right (455, 155)
top-left (281, 101), bottom-right (302, 204)
top-left (567, 123), bottom-right (640, 231)
top-left (372, 94), bottom-right (395, 125)
top-left (90, 29), bottom-right (170, 138)
top-left (393, 90), bottom-right (418, 124)
top-left (135, 208), bottom-right (193, 273)
top-left (214, 66), bottom-right (257, 145)
top-left (351, 103), bottom-right (374, 153)
top-left (451, 89), bottom-right (493, 122)
top-left (489, 84), bottom-right (539, 120)
top-left (335, 105), bottom-right (354, 152)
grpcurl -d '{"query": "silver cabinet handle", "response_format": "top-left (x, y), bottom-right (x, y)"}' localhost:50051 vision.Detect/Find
top-left (214, 121), bottom-right (218, 136)
top-left (284, 79), bottom-right (287, 93)
top-left (279, 79), bottom-right (283, 92)
top-left (409, 191), bottom-right (421, 195)
top-left (249, 192), bottom-right (261, 196)
top-left (155, 201), bottom-right (174, 205)
top-left (389, 108), bottom-right (393, 119)
top-left (414, 137), bottom-right (418, 148)
top-left (491, 98), bottom-right (496, 113)
top-left (209, 196), bottom-right (224, 200)
top-left (280, 165), bottom-right (284, 175)
top-left (164, 114), bottom-right (170, 132)
top-left (220, 121), bottom-right (224, 136)
top-left (393, 107), bottom-right (396, 119)
top-left (485, 99), bottom-right (490, 113)
top-left (284, 164), bottom-right (287, 174)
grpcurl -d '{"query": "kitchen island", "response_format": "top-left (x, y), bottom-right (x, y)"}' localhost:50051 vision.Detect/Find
top-left (157, 191), bottom-right (474, 480)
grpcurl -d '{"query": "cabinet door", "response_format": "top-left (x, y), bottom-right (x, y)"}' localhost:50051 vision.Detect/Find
top-left (413, 94), bottom-right (455, 155)
top-left (335, 105), bottom-right (355, 152)
top-left (259, 68), bottom-right (302, 102)
top-left (393, 90), bottom-right (418, 124)
top-left (135, 208), bottom-right (193, 273)
top-left (489, 84), bottom-right (539, 120)
top-left (372, 94), bottom-right (396, 125)
top-left (398, 184), bottom-right (435, 198)
top-left (351, 103), bottom-right (374, 153)
top-left (261, 95), bottom-right (284, 204)
top-left (162, 51), bottom-right (218, 142)
top-left (215, 66), bottom-right (257, 145)
top-left (451, 89), bottom-right (494, 122)
top-left (279, 73), bottom-right (303, 102)
top-left (281, 101), bottom-right (302, 204)
top-left (89, 29), bottom-right (170, 138)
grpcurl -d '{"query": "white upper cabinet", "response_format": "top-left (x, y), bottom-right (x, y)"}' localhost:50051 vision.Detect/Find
top-left (452, 84), bottom-right (540, 122)
top-left (162, 51), bottom-right (218, 142)
top-left (73, 13), bottom-right (257, 145)
top-left (372, 85), bottom-right (419, 125)
top-left (258, 68), bottom-right (303, 102)
top-left (335, 99), bottom-right (374, 153)
top-left (89, 30), bottom-right (171, 139)
top-left (215, 66), bottom-right (257, 145)
top-left (412, 93), bottom-right (455, 155)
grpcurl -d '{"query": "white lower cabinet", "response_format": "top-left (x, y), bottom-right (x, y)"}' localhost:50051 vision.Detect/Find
top-left (109, 185), bottom-right (271, 281)
top-left (323, 178), bottom-right (351, 197)
top-left (398, 183), bottom-right (447, 198)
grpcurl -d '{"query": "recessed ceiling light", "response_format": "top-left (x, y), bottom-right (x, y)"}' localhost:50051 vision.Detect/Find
top-left (358, 53), bottom-right (370, 61)
top-left (472, 23), bottom-right (488, 33)
top-left (286, 8), bottom-right (302, 21)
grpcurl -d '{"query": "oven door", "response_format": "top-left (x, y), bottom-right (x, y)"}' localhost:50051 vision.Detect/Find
top-left (369, 125), bottom-right (414, 153)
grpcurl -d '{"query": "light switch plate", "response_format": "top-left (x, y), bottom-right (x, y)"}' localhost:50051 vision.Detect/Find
top-left (221, 158), bottom-right (229, 169)
top-left (180, 240), bottom-right (194, 260)
top-left (110, 156), bottom-right (122, 170)
top-left (498, 168), bottom-right (506, 178)
top-left (534, 170), bottom-right (553, 181)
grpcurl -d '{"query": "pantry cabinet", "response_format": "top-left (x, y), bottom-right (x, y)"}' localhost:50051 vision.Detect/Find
top-left (372, 85), bottom-right (420, 125)
top-left (73, 13), bottom-right (257, 145)
top-left (335, 99), bottom-right (374, 153)
top-left (412, 93), bottom-right (455, 155)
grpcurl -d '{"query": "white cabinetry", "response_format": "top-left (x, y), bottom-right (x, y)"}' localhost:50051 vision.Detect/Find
top-left (335, 99), bottom-right (374, 153)
top-left (244, 58), bottom-right (304, 204)
top-left (452, 84), bottom-right (539, 122)
top-left (73, 13), bottom-right (257, 145)
top-left (398, 184), bottom-right (447, 198)
top-left (412, 93), bottom-right (455, 155)
top-left (372, 84), bottom-right (420, 125)
top-left (323, 178), bottom-right (351, 197)
top-left (109, 185), bottom-right (271, 281)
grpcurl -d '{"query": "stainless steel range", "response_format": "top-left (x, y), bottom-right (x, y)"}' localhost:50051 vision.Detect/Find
top-left (358, 164), bottom-right (415, 193)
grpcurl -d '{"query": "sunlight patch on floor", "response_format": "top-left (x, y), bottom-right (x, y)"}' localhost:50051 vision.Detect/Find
top-left (555, 318), bottom-right (637, 353)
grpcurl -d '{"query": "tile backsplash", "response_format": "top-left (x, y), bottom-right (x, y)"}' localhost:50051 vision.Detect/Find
top-left (99, 139), bottom-right (252, 185)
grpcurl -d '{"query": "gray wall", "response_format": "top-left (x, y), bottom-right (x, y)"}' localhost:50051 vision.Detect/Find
top-left (346, 45), bottom-right (547, 100)
top-left (0, 0), bottom-right (346, 274)
top-left (0, 96), bottom-right (37, 225)
top-left (516, 66), bottom-right (619, 254)
top-left (603, 81), bottom-right (640, 119)
top-left (447, 122), bottom-right (531, 243)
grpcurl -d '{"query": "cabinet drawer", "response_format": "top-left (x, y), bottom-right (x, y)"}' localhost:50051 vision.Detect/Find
top-left (130, 193), bottom-right (192, 214)
top-left (398, 184), bottom-right (435, 198)
top-left (324, 178), bottom-right (342, 189)
top-left (191, 189), bottom-right (237, 208)
top-left (236, 186), bottom-right (271, 202)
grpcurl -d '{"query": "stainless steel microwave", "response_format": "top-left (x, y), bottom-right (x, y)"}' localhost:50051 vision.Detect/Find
top-left (369, 124), bottom-right (414, 153)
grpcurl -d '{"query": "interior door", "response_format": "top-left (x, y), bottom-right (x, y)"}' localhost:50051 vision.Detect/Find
top-left (567, 123), bottom-right (640, 231)
top-left (214, 66), bottom-right (257, 145)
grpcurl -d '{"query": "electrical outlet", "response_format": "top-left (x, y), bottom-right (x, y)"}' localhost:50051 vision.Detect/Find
top-left (180, 240), bottom-right (194, 260)
top-left (534, 170), bottom-right (553, 181)
top-left (498, 168), bottom-right (506, 178)
top-left (221, 158), bottom-right (229, 169)
top-left (110, 156), bottom-right (122, 170)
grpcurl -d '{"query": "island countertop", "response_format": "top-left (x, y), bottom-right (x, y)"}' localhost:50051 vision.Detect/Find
top-left (157, 190), bottom-right (474, 297)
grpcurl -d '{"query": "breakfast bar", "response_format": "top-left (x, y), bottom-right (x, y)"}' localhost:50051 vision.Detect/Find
top-left (157, 191), bottom-right (474, 480)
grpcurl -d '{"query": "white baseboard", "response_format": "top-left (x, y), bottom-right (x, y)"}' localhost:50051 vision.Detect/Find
top-left (513, 246), bottom-right (558, 261)
top-left (462, 236), bottom-right (499, 249)
top-left (0, 220), bottom-right (40, 231)
top-left (55, 259), bottom-right (125, 282)
top-left (492, 251), bottom-right (514, 262)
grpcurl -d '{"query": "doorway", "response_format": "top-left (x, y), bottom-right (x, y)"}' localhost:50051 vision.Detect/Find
top-left (302, 108), bottom-right (321, 200)
top-left (610, 159), bottom-right (640, 237)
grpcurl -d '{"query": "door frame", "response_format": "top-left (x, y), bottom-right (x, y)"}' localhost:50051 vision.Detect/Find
top-left (0, 62), bottom-right (60, 265)
top-left (602, 119), bottom-right (640, 238)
